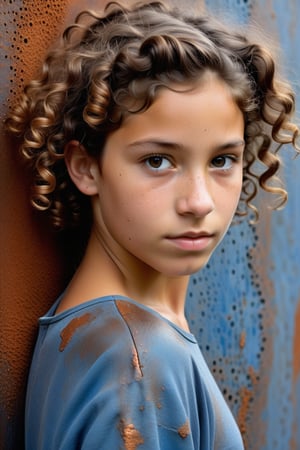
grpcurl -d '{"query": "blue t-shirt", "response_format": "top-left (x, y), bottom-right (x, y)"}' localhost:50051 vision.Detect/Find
top-left (25, 296), bottom-right (244, 450)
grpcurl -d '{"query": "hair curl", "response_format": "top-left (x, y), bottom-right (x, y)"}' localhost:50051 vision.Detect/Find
top-left (6, 1), bottom-right (299, 229)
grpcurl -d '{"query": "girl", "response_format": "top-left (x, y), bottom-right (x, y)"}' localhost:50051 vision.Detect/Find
top-left (6, 1), bottom-right (299, 449)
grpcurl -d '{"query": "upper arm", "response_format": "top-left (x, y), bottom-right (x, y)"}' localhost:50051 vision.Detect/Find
top-left (73, 355), bottom-right (197, 450)
top-left (55, 328), bottom-right (199, 449)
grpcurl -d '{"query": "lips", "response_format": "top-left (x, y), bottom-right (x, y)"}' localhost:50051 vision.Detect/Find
top-left (166, 231), bottom-right (215, 251)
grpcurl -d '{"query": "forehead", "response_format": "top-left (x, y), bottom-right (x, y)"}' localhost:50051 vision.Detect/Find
top-left (105, 76), bottom-right (244, 151)
top-left (126, 77), bottom-right (240, 123)
top-left (118, 71), bottom-right (238, 119)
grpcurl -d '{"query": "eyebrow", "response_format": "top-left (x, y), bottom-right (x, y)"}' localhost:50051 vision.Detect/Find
top-left (216, 140), bottom-right (245, 150)
top-left (128, 139), bottom-right (183, 151)
top-left (127, 138), bottom-right (245, 151)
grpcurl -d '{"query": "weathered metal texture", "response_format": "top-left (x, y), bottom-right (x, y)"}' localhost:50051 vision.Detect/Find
top-left (0, 3), bottom-right (70, 449)
top-left (0, 1), bottom-right (299, 450)
top-left (186, 1), bottom-right (300, 449)
top-left (0, 2), bottom-right (109, 448)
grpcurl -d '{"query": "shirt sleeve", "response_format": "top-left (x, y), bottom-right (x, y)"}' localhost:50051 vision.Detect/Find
top-left (57, 322), bottom-right (199, 449)
top-left (26, 300), bottom-right (214, 450)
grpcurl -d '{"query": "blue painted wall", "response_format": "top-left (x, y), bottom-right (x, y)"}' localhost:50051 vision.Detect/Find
top-left (186, 1), bottom-right (300, 449)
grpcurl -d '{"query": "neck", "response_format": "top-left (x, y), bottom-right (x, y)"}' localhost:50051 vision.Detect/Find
top-left (58, 230), bottom-right (191, 329)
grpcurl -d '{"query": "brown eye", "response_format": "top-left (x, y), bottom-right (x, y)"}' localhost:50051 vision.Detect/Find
top-left (212, 156), bottom-right (226, 167)
top-left (145, 155), bottom-right (172, 171)
top-left (211, 155), bottom-right (235, 170)
top-left (148, 156), bottom-right (164, 168)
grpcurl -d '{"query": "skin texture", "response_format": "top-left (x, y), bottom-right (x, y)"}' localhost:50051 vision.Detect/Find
top-left (60, 74), bottom-right (245, 328)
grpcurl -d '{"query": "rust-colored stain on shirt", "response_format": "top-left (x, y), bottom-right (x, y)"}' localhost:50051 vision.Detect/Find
top-left (120, 421), bottom-right (144, 450)
top-left (131, 348), bottom-right (143, 380)
top-left (59, 313), bottom-right (95, 351)
top-left (178, 419), bottom-right (190, 439)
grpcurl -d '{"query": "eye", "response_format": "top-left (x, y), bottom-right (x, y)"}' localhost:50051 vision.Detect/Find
top-left (211, 155), bottom-right (236, 171)
top-left (145, 155), bottom-right (172, 171)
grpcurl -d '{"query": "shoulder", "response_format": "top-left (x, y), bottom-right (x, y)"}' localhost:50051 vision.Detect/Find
top-left (114, 298), bottom-right (195, 347)
top-left (114, 298), bottom-right (197, 366)
top-left (37, 297), bottom-right (189, 371)
top-left (27, 298), bottom-right (215, 449)
top-left (37, 296), bottom-right (197, 386)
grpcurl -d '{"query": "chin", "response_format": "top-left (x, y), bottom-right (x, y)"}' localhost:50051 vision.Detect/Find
top-left (163, 259), bottom-right (212, 278)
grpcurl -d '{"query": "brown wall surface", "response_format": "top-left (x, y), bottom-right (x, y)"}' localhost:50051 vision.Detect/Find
top-left (0, 2), bottom-right (111, 448)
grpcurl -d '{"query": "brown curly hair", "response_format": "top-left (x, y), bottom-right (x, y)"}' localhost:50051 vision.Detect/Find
top-left (5, 1), bottom-right (299, 230)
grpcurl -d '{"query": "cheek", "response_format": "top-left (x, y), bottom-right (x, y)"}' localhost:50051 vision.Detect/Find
top-left (218, 181), bottom-right (242, 217)
top-left (108, 180), bottom-right (163, 220)
top-left (99, 183), bottom-right (150, 235)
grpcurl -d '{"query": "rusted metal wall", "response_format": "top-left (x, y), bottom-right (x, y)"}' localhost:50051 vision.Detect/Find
top-left (0, 1), bottom-right (299, 449)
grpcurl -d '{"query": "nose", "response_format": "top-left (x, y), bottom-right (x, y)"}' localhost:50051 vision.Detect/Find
top-left (176, 172), bottom-right (214, 218)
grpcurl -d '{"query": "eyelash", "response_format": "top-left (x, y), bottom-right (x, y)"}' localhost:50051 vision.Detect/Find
top-left (142, 153), bottom-right (240, 172)
top-left (210, 155), bottom-right (239, 171)
top-left (143, 154), bottom-right (173, 171)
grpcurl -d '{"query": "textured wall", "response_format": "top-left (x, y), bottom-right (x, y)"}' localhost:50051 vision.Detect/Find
top-left (0, 3), bottom-right (70, 449)
top-left (186, 1), bottom-right (300, 450)
top-left (0, 1), bottom-right (299, 449)
top-left (0, 2), bottom-right (109, 448)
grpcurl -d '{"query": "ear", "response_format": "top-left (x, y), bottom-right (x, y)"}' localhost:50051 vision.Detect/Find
top-left (64, 140), bottom-right (99, 196)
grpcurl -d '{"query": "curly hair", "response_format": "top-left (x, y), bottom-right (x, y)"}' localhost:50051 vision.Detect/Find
top-left (5, 1), bottom-right (299, 230)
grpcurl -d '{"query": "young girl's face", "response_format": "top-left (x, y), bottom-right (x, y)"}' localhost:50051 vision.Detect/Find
top-left (89, 75), bottom-right (245, 277)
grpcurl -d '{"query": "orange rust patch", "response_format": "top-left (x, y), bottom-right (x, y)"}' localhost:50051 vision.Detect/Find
top-left (6, 0), bottom-right (69, 111)
top-left (120, 421), bottom-right (144, 450)
top-left (237, 387), bottom-right (253, 437)
top-left (248, 366), bottom-right (259, 386)
top-left (132, 347), bottom-right (143, 380)
top-left (239, 330), bottom-right (246, 349)
top-left (178, 419), bottom-right (190, 439)
top-left (59, 313), bottom-right (94, 351)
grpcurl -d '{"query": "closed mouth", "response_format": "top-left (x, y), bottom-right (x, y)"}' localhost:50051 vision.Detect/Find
top-left (165, 232), bottom-right (215, 251)
top-left (167, 231), bottom-right (214, 239)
